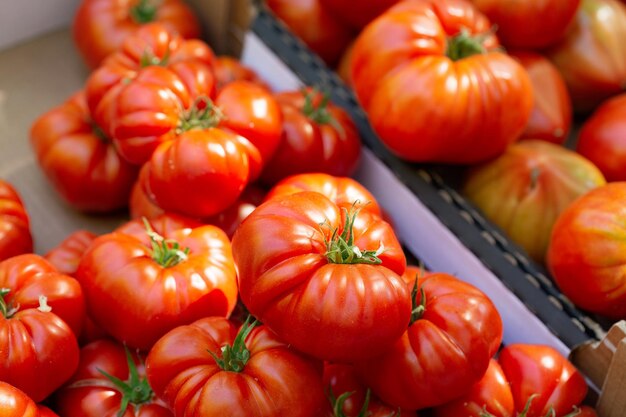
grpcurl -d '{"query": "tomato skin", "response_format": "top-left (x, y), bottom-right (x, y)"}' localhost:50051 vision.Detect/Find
top-left (463, 140), bottom-right (605, 263)
top-left (576, 93), bottom-right (626, 181)
top-left (356, 272), bottom-right (503, 410)
top-left (130, 165), bottom-right (165, 220)
top-left (320, 0), bottom-right (400, 30)
top-left (511, 51), bottom-right (573, 144)
top-left (204, 186), bottom-right (267, 239)
top-left (260, 89), bottom-right (361, 185)
top-left (0, 381), bottom-right (60, 417)
top-left (547, 183), bottom-right (626, 318)
top-left (214, 56), bottom-right (271, 92)
top-left (55, 339), bottom-right (172, 417)
top-left (145, 317), bottom-right (328, 417)
top-left (44, 230), bottom-right (97, 277)
top-left (0, 181), bottom-right (33, 262)
top-left (470, 0), bottom-right (580, 49)
top-left (264, 173), bottom-right (381, 216)
top-left (72, 0), bottom-right (201, 69)
top-left (351, 0), bottom-right (533, 164)
top-left (232, 191), bottom-right (410, 361)
top-left (266, 0), bottom-right (354, 65)
top-left (547, 0), bottom-right (626, 113)
top-left (76, 215), bottom-right (238, 350)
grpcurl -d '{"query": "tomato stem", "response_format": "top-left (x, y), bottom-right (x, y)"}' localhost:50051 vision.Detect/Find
top-left (301, 88), bottom-right (345, 138)
top-left (409, 279), bottom-right (427, 325)
top-left (91, 123), bottom-right (110, 144)
top-left (140, 47), bottom-right (170, 68)
top-left (143, 218), bottom-right (190, 268)
top-left (0, 288), bottom-right (19, 318)
top-left (209, 315), bottom-right (258, 373)
top-left (98, 346), bottom-right (154, 417)
top-left (177, 97), bottom-right (225, 133)
top-left (446, 28), bottom-right (490, 61)
top-left (130, 0), bottom-right (158, 24)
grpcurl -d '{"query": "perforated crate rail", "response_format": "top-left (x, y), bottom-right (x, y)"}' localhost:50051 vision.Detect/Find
top-left (252, 7), bottom-right (606, 348)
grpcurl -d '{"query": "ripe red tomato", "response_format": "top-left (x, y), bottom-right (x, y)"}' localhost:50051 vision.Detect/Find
top-left (130, 165), bottom-right (165, 220)
top-left (265, 0), bottom-right (354, 65)
top-left (30, 92), bottom-right (139, 212)
top-left (232, 191), bottom-right (410, 361)
top-left (260, 89), bottom-right (361, 185)
top-left (547, 0), bottom-right (626, 113)
top-left (547, 183), bottom-right (626, 318)
top-left (470, 0), bottom-right (580, 49)
top-left (576, 93), bottom-right (626, 181)
top-left (0, 180), bottom-right (32, 262)
top-left (463, 140), bottom-right (605, 263)
top-left (55, 339), bottom-right (172, 417)
top-left (356, 272), bottom-right (503, 410)
top-left (44, 230), bottom-right (97, 277)
top-left (510, 51), bottom-right (573, 144)
top-left (351, 0), bottom-right (533, 164)
top-left (265, 173), bottom-right (381, 216)
top-left (0, 381), bottom-right (60, 417)
top-left (0, 255), bottom-right (83, 402)
top-left (72, 0), bottom-right (201, 69)
top-left (77, 214), bottom-right (238, 350)
top-left (320, 0), bottom-right (400, 30)
top-left (146, 317), bottom-right (329, 416)
top-left (204, 186), bottom-right (267, 239)
top-left (214, 56), bottom-right (271, 92)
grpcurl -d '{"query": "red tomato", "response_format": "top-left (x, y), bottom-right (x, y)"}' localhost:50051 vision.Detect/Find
top-left (577, 407), bottom-right (599, 417)
top-left (145, 317), bottom-right (328, 416)
top-left (144, 81), bottom-right (282, 218)
top-left (0, 255), bottom-right (82, 402)
top-left (470, 0), bottom-right (580, 49)
top-left (320, 0), bottom-right (400, 30)
top-left (30, 92), bottom-right (139, 212)
top-left (547, 0), bottom-right (626, 113)
top-left (0, 381), bottom-right (60, 417)
top-left (72, 0), bottom-right (201, 69)
top-left (510, 51), bottom-right (573, 144)
top-left (204, 186), bottom-right (267, 239)
top-left (214, 56), bottom-right (271, 92)
top-left (266, 0), bottom-right (354, 65)
top-left (0, 181), bottom-right (32, 262)
top-left (44, 230), bottom-right (97, 277)
top-left (129, 165), bottom-right (165, 220)
top-left (577, 93), bottom-right (626, 181)
top-left (265, 173), bottom-right (381, 216)
top-left (261, 89), bottom-right (361, 185)
top-left (232, 191), bottom-right (410, 361)
top-left (547, 183), bottom-right (626, 318)
top-left (55, 339), bottom-right (171, 417)
top-left (76, 214), bottom-right (238, 350)
top-left (463, 140), bottom-right (605, 263)
top-left (350, 0), bottom-right (533, 164)
top-left (356, 272), bottom-right (503, 410)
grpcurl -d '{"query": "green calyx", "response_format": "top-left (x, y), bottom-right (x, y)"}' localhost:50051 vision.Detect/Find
top-left (323, 204), bottom-right (384, 265)
top-left (139, 47), bottom-right (170, 68)
top-left (479, 395), bottom-right (583, 417)
top-left (98, 347), bottom-right (154, 417)
top-left (92, 123), bottom-right (110, 144)
top-left (0, 288), bottom-right (17, 318)
top-left (177, 97), bottom-right (224, 133)
top-left (409, 278), bottom-right (427, 325)
top-left (301, 88), bottom-right (345, 138)
top-left (329, 388), bottom-right (400, 417)
top-left (446, 28), bottom-right (490, 61)
top-left (209, 316), bottom-right (258, 372)
top-left (130, 0), bottom-right (158, 24)
top-left (143, 218), bottom-right (190, 268)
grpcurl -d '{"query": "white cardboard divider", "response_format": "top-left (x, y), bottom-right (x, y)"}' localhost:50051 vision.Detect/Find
top-left (241, 32), bottom-right (570, 356)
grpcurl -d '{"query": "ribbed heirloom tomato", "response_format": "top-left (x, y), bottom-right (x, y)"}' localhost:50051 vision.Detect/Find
top-left (232, 191), bottom-right (410, 361)
top-left (44, 230), bottom-right (97, 277)
top-left (350, 0), bottom-right (533, 164)
top-left (0, 381), bottom-right (59, 417)
top-left (0, 180), bottom-right (32, 262)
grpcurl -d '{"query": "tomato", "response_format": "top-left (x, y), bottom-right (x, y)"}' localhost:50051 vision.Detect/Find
top-left (85, 23), bottom-right (215, 122)
top-left (547, 183), bottom-right (626, 318)
top-left (577, 407), bottom-right (599, 417)
top-left (265, 173), bottom-right (381, 216)
top-left (129, 165), bottom-right (165, 220)
top-left (266, 0), bottom-right (354, 65)
top-left (44, 230), bottom-right (97, 277)
top-left (76, 214), bottom-right (238, 350)
top-left (0, 255), bottom-right (82, 402)
top-left (145, 317), bottom-right (328, 416)
top-left (55, 339), bottom-right (171, 417)
top-left (350, 0), bottom-right (533, 164)
top-left (0, 181), bottom-right (32, 262)
top-left (470, 0), bottom-right (580, 49)
top-left (0, 381), bottom-right (60, 417)
top-left (204, 186), bottom-right (267, 239)
top-left (30, 92), bottom-right (139, 212)
top-left (356, 272), bottom-right (503, 410)
top-left (576, 93), bottom-right (626, 181)
top-left (260, 89), bottom-right (361, 185)
top-left (433, 359), bottom-right (514, 417)
top-left (232, 191), bottom-right (410, 361)
top-left (72, 0), bottom-right (201, 69)
top-left (144, 81), bottom-right (282, 218)
top-left (463, 140), bottom-right (605, 263)
top-left (320, 0), bottom-right (400, 30)
top-left (324, 363), bottom-right (417, 417)
top-left (510, 51), bottom-right (573, 145)
top-left (547, 0), bottom-right (626, 113)
top-left (214, 56), bottom-right (271, 92)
